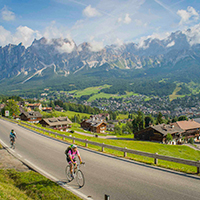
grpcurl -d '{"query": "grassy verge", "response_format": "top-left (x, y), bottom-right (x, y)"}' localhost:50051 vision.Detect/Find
top-left (0, 144), bottom-right (81, 200)
top-left (19, 122), bottom-right (200, 175)
top-left (0, 169), bottom-right (82, 200)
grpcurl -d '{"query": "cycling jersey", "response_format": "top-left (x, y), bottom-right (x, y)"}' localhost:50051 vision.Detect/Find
top-left (10, 132), bottom-right (16, 138)
top-left (67, 149), bottom-right (80, 163)
top-left (67, 149), bottom-right (80, 160)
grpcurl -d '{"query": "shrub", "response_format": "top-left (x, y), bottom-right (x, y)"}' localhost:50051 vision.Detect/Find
top-left (188, 137), bottom-right (194, 144)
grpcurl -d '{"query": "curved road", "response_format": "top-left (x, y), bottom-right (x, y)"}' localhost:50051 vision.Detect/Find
top-left (0, 119), bottom-right (200, 200)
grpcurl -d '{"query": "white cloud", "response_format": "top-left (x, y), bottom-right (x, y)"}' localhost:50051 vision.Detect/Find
top-left (117, 17), bottom-right (122, 23)
top-left (177, 6), bottom-right (199, 25)
top-left (124, 13), bottom-right (131, 24)
top-left (117, 13), bottom-right (132, 24)
top-left (114, 38), bottom-right (123, 46)
top-left (0, 26), bottom-right (12, 46)
top-left (89, 39), bottom-right (104, 52)
top-left (43, 21), bottom-right (72, 42)
top-left (1, 6), bottom-right (15, 21)
top-left (137, 32), bottom-right (170, 49)
top-left (183, 23), bottom-right (200, 45)
top-left (56, 38), bottom-right (75, 53)
top-left (166, 40), bottom-right (175, 47)
top-left (135, 19), bottom-right (147, 27)
top-left (0, 25), bottom-right (41, 47)
top-left (13, 26), bottom-right (42, 47)
top-left (44, 21), bottom-right (64, 39)
top-left (83, 5), bottom-right (100, 18)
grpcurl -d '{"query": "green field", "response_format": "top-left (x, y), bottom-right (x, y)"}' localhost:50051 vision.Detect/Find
top-left (41, 110), bottom-right (91, 119)
top-left (88, 91), bottom-right (139, 102)
top-left (68, 85), bottom-right (111, 98)
top-left (169, 84), bottom-right (184, 101)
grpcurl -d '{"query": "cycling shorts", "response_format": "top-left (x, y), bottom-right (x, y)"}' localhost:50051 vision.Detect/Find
top-left (66, 156), bottom-right (77, 164)
top-left (10, 136), bottom-right (15, 141)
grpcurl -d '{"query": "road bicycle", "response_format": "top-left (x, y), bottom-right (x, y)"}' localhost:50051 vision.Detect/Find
top-left (10, 138), bottom-right (15, 149)
top-left (65, 162), bottom-right (85, 187)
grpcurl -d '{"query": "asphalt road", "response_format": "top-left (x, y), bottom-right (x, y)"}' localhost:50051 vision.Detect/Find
top-left (0, 119), bottom-right (200, 200)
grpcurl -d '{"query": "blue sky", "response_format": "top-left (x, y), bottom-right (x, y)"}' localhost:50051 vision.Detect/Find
top-left (0, 0), bottom-right (200, 49)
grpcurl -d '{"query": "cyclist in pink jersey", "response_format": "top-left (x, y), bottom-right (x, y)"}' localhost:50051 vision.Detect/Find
top-left (66, 145), bottom-right (82, 178)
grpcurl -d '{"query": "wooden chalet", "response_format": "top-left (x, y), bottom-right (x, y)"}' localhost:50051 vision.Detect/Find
top-left (39, 117), bottom-right (72, 131)
top-left (134, 124), bottom-right (184, 144)
top-left (27, 103), bottom-right (42, 111)
top-left (81, 117), bottom-right (107, 133)
top-left (172, 120), bottom-right (200, 142)
top-left (42, 107), bottom-right (53, 112)
top-left (19, 111), bottom-right (42, 123)
top-left (54, 105), bottom-right (63, 112)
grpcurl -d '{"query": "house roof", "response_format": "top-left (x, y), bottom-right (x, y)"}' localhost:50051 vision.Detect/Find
top-left (151, 124), bottom-right (184, 136)
top-left (42, 107), bottom-right (52, 110)
top-left (41, 117), bottom-right (72, 126)
top-left (20, 111), bottom-right (42, 118)
top-left (82, 118), bottom-right (107, 128)
top-left (172, 120), bottom-right (200, 130)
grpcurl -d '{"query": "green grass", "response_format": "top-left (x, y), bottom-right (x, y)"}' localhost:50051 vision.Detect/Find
top-left (117, 114), bottom-right (128, 120)
top-left (169, 84), bottom-right (184, 101)
top-left (69, 85), bottom-right (111, 98)
top-left (0, 169), bottom-right (82, 200)
top-left (41, 110), bottom-right (91, 119)
top-left (144, 97), bottom-right (152, 101)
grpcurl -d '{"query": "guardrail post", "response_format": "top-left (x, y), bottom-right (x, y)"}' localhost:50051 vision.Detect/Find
top-left (197, 160), bottom-right (200, 174)
top-left (154, 153), bottom-right (158, 165)
top-left (102, 143), bottom-right (104, 152)
top-left (85, 139), bottom-right (88, 147)
top-left (124, 147), bottom-right (127, 157)
top-left (73, 137), bottom-right (75, 143)
top-left (105, 194), bottom-right (110, 200)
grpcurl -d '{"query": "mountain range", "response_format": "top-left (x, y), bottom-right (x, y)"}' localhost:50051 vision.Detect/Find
top-left (1, 28), bottom-right (200, 97)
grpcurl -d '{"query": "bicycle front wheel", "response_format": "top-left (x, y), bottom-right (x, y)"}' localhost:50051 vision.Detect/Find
top-left (65, 165), bottom-right (73, 182)
top-left (76, 170), bottom-right (85, 187)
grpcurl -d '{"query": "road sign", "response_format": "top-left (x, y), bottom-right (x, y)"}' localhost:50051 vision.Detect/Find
top-left (5, 110), bottom-right (9, 117)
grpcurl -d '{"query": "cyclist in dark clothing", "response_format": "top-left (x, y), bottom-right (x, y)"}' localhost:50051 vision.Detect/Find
top-left (10, 129), bottom-right (17, 146)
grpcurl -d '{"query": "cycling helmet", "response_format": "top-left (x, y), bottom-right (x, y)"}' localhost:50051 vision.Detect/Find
top-left (71, 145), bottom-right (77, 149)
top-left (11, 129), bottom-right (14, 132)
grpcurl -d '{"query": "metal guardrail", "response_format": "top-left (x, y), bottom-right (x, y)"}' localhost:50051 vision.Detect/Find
top-left (2, 117), bottom-right (200, 173)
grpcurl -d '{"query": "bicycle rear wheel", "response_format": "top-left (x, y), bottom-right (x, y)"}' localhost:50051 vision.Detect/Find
top-left (10, 140), bottom-right (15, 149)
top-left (76, 170), bottom-right (85, 187)
top-left (65, 165), bottom-right (73, 182)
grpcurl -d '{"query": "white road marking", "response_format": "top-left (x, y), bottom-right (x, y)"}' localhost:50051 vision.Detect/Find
top-left (17, 153), bottom-right (22, 158)
top-left (0, 139), bottom-right (8, 148)
top-left (10, 149), bottom-right (15, 153)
